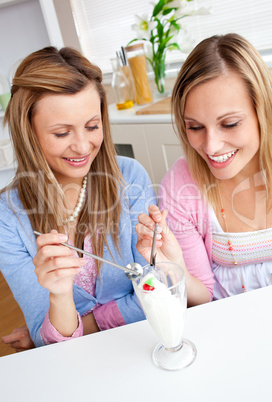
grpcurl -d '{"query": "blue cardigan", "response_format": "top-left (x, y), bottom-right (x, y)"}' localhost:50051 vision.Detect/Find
top-left (0, 156), bottom-right (156, 347)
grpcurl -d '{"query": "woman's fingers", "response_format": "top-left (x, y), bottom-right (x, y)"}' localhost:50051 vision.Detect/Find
top-left (2, 326), bottom-right (35, 352)
top-left (33, 231), bottom-right (86, 295)
top-left (37, 266), bottom-right (82, 286)
top-left (33, 245), bottom-right (79, 269)
top-left (38, 244), bottom-right (73, 258)
top-left (35, 260), bottom-right (84, 291)
top-left (35, 231), bottom-right (68, 251)
top-left (137, 205), bottom-right (168, 240)
top-left (35, 257), bottom-right (86, 288)
top-left (36, 255), bottom-right (86, 273)
top-left (148, 205), bottom-right (168, 226)
top-left (137, 212), bottom-right (156, 231)
top-left (140, 237), bottom-right (163, 248)
top-left (135, 222), bottom-right (162, 240)
top-left (148, 204), bottom-right (161, 221)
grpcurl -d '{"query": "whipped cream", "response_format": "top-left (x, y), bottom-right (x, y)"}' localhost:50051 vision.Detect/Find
top-left (134, 272), bottom-right (186, 349)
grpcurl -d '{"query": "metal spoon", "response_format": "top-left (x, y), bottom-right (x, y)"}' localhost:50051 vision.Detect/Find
top-left (150, 222), bottom-right (158, 266)
top-left (33, 231), bottom-right (143, 280)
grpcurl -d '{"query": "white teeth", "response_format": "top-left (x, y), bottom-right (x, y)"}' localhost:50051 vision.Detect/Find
top-left (66, 157), bottom-right (86, 162)
top-left (209, 150), bottom-right (237, 163)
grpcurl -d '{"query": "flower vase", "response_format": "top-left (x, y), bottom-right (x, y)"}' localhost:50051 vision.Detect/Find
top-left (152, 56), bottom-right (170, 99)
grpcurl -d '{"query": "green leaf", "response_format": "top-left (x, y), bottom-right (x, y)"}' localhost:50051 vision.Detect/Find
top-left (167, 43), bottom-right (180, 51)
top-left (126, 38), bottom-right (139, 46)
top-left (162, 7), bottom-right (176, 16)
top-left (153, 0), bottom-right (165, 17)
top-left (156, 19), bottom-right (164, 40)
top-left (161, 35), bottom-right (173, 47)
top-left (127, 38), bottom-right (149, 46)
top-left (170, 20), bottom-right (180, 31)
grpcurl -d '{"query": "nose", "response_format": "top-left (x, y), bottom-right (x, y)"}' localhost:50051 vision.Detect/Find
top-left (203, 128), bottom-right (223, 155)
top-left (69, 131), bottom-right (90, 155)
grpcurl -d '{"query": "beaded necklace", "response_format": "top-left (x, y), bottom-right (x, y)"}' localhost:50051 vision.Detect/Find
top-left (63, 176), bottom-right (87, 225)
top-left (218, 189), bottom-right (272, 293)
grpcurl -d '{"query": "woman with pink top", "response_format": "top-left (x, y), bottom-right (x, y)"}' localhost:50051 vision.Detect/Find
top-left (137, 33), bottom-right (272, 301)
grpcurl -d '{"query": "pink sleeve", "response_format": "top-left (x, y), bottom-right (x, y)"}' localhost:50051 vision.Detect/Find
top-left (93, 300), bottom-right (126, 331)
top-left (40, 311), bottom-right (83, 345)
top-left (159, 158), bottom-right (215, 300)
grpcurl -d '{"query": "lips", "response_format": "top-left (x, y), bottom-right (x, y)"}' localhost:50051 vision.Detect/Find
top-left (64, 156), bottom-right (87, 162)
top-left (208, 150), bottom-right (238, 163)
top-left (63, 154), bottom-right (90, 167)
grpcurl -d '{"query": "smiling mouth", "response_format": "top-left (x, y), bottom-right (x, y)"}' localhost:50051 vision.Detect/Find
top-left (63, 156), bottom-right (88, 162)
top-left (208, 150), bottom-right (238, 163)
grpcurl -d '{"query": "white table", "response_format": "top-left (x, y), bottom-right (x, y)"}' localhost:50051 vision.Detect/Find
top-left (1, 286), bottom-right (272, 402)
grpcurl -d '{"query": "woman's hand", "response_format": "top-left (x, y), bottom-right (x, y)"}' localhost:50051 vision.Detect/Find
top-left (136, 204), bottom-right (210, 306)
top-left (136, 204), bottom-right (185, 269)
top-left (33, 230), bottom-right (86, 296)
top-left (33, 230), bottom-right (86, 337)
top-left (2, 326), bottom-right (34, 353)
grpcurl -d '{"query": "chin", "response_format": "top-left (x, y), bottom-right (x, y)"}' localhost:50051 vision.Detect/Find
top-left (210, 168), bottom-right (237, 181)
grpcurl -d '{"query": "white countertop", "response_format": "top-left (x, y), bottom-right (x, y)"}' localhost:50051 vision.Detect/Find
top-left (1, 286), bottom-right (272, 402)
top-left (108, 102), bottom-right (172, 124)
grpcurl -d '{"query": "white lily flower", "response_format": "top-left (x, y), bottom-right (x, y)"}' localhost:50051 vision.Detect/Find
top-left (132, 14), bottom-right (157, 39)
top-left (129, 0), bottom-right (211, 94)
top-left (166, 0), bottom-right (181, 8)
top-left (174, 2), bottom-right (195, 17)
top-left (192, 6), bottom-right (211, 16)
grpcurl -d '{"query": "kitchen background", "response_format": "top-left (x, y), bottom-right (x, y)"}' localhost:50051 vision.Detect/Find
top-left (0, 0), bottom-right (272, 189)
top-left (0, 0), bottom-right (271, 358)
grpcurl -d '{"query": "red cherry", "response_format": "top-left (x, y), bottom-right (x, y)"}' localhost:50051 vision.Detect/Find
top-left (143, 283), bottom-right (155, 291)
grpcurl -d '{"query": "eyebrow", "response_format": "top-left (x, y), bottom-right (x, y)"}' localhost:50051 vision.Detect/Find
top-left (48, 115), bottom-right (101, 129)
top-left (217, 111), bottom-right (245, 120)
top-left (184, 111), bottom-right (245, 122)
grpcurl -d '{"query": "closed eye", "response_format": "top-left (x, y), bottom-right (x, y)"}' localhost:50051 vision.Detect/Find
top-left (87, 125), bottom-right (99, 131)
top-left (54, 132), bottom-right (69, 138)
top-left (186, 126), bottom-right (204, 131)
top-left (223, 121), bottom-right (240, 129)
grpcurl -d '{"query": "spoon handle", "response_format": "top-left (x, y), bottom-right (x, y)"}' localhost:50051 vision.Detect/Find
top-left (150, 222), bottom-right (158, 266)
top-left (33, 231), bottom-right (137, 275)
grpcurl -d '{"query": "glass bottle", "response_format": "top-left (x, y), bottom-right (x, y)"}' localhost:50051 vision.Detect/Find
top-left (124, 44), bottom-right (153, 105)
top-left (111, 57), bottom-right (133, 110)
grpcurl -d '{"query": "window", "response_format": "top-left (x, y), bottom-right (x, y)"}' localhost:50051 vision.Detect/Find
top-left (69, 0), bottom-right (272, 73)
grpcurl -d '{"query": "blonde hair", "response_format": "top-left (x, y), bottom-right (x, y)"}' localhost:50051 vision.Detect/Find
top-left (3, 46), bottom-right (123, 265)
top-left (172, 33), bottom-right (272, 208)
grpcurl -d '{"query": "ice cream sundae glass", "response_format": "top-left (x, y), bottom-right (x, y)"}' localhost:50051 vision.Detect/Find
top-left (133, 262), bottom-right (196, 370)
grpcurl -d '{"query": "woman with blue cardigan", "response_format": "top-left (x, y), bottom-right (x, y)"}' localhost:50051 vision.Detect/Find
top-left (0, 46), bottom-right (158, 349)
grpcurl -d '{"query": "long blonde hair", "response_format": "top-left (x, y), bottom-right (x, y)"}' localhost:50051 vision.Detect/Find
top-left (172, 33), bottom-right (272, 208)
top-left (3, 46), bottom-right (123, 263)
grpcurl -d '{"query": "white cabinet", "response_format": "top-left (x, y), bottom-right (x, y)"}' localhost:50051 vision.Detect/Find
top-left (111, 122), bottom-right (183, 186)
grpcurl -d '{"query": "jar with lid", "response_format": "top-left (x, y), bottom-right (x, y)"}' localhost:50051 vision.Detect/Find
top-left (111, 57), bottom-right (133, 110)
top-left (124, 43), bottom-right (153, 105)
